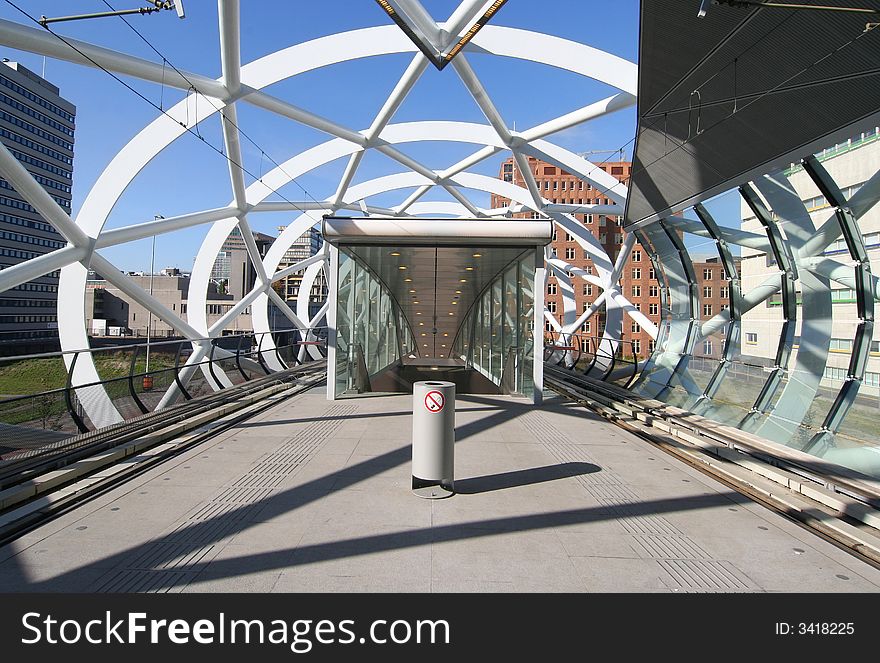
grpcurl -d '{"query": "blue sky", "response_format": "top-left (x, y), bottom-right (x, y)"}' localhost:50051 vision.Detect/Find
top-left (0, 1), bottom-right (741, 270)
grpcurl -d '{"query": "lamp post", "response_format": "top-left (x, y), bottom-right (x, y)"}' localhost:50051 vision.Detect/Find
top-left (144, 216), bottom-right (163, 388)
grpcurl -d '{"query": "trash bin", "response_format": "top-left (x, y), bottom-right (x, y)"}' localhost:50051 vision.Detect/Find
top-left (412, 380), bottom-right (455, 499)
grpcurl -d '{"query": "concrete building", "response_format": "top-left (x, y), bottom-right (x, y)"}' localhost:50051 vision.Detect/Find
top-left (0, 60), bottom-right (75, 352)
top-left (86, 272), bottom-right (245, 337)
top-left (491, 156), bottom-right (657, 357)
top-left (740, 128), bottom-right (880, 395)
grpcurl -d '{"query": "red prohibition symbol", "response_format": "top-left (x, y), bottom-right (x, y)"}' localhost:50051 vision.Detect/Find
top-left (424, 390), bottom-right (445, 413)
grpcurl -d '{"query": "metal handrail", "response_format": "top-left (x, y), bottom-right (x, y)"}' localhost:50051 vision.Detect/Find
top-left (0, 327), bottom-right (329, 434)
top-left (543, 332), bottom-right (643, 385)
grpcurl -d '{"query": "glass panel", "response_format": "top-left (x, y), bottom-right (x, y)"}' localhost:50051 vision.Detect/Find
top-left (520, 250), bottom-right (536, 397)
top-left (491, 279), bottom-right (503, 383)
top-left (335, 251), bottom-right (353, 396)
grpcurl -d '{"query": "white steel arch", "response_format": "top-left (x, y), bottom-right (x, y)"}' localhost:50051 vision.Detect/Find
top-left (0, 1), bottom-right (642, 426)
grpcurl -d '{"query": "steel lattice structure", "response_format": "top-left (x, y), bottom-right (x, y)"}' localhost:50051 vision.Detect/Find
top-left (0, 0), bottom-right (647, 427)
top-left (2, 0), bottom-right (878, 480)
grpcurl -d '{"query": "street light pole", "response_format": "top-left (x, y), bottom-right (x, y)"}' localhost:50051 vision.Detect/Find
top-left (145, 233), bottom-right (155, 375)
top-left (145, 215), bottom-right (163, 379)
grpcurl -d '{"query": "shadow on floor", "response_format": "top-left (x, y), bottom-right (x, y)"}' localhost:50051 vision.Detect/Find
top-left (453, 462), bottom-right (600, 494)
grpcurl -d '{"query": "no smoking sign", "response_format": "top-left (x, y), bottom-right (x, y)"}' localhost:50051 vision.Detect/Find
top-left (424, 390), bottom-right (445, 413)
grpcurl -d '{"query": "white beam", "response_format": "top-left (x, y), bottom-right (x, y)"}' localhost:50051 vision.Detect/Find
top-left (272, 253), bottom-right (326, 282)
top-left (517, 93), bottom-right (636, 143)
top-left (451, 55), bottom-right (512, 145)
top-left (95, 207), bottom-right (239, 248)
top-left (218, 0), bottom-right (241, 96)
top-left (0, 244), bottom-right (88, 293)
top-left (0, 18), bottom-right (226, 98)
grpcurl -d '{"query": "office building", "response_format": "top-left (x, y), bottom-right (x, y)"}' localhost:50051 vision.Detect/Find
top-left (0, 60), bottom-right (75, 352)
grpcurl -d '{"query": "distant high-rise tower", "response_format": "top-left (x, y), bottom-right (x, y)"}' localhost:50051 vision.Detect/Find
top-left (0, 60), bottom-right (75, 351)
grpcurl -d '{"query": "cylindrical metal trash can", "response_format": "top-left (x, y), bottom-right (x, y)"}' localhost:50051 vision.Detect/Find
top-left (412, 380), bottom-right (455, 499)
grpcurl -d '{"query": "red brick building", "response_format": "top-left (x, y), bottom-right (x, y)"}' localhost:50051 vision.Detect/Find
top-left (491, 155), bottom-right (658, 358)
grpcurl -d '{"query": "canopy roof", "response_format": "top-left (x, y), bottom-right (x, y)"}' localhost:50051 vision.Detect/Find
top-left (625, 0), bottom-right (880, 228)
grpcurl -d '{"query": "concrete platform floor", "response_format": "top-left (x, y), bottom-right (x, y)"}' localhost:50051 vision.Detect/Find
top-left (1, 389), bottom-right (879, 593)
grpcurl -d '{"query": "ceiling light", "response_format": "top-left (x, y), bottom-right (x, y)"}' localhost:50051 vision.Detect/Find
top-left (472, 253), bottom-right (482, 258)
top-left (413, 301), bottom-right (420, 304)
top-left (409, 289), bottom-right (416, 293)
top-left (430, 366), bottom-right (438, 370)
top-left (460, 279), bottom-right (467, 283)
top-left (421, 333), bottom-right (426, 336)
top-left (441, 344), bottom-right (446, 348)
top-left (455, 290), bottom-right (461, 294)
top-left (452, 301), bottom-right (457, 305)
top-left (443, 333), bottom-right (448, 337)
top-left (390, 251), bottom-right (400, 256)
top-left (404, 278), bottom-right (412, 282)
top-left (416, 312), bottom-right (422, 315)
top-left (448, 312), bottom-right (454, 316)
top-left (398, 265), bottom-right (407, 270)
top-left (419, 322), bottom-right (424, 325)
top-left (465, 267), bottom-right (474, 271)
top-left (423, 344), bottom-right (428, 347)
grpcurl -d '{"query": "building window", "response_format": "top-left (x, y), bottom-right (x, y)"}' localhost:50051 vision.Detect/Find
top-left (703, 268), bottom-right (712, 280)
top-left (649, 267), bottom-right (656, 280)
top-left (599, 233), bottom-right (607, 243)
top-left (703, 303), bottom-right (712, 316)
top-left (582, 301), bottom-right (589, 312)
top-left (632, 339), bottom-right (641, 354)
top-left (566, 232), bottom-right (574, 242)
top-left (632, 268), bottom-right (641, 280)
top-left (632, 321), bottom-right (640, 333)
top-left (581, 320), bottom-right (591, 333)
top-left (565, 247), bottom-right (576, 260)
top-left (547, 282), bottom-right (557, 295)
top-left (649, 285), bottom-right (659, 298)
top-left (632, 250), bottom-right (641, 262)
top-left (703, 339), bottom-right (713, 355)
top-left (703, 286), bottom-right (712, 298)
top-left (632, 285), bottom-right (641, 297)
top-left (547, 300), bottom-right (556, 313)
top-left (585, 284), bottom-right (593, 296)
top-left (586, 215), bottom-right (593, 224)
top-left (649, 303), bottom-right (659, 315)
top-left (720, 286), bottom-right (729, 299)
top-left (615, 234), bottom-right (623, 244)
top-left (746, 332), bottom-right (758, 344)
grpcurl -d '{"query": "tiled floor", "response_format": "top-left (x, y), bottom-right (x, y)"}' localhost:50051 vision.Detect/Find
top-left (1, 389), bottom-right (879, 593)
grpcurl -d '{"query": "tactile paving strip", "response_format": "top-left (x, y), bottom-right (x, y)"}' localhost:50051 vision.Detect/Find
top-left (92, 403), bottom-right (357, 593)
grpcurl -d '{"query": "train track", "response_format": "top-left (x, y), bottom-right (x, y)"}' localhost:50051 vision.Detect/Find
top-left (0, 362), bottom-right (327, 545)
top-left (544, 363), bottom-right (880, 569)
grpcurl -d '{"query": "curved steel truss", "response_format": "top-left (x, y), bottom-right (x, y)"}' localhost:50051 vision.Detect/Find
top-left (636, 148), bottom-right (880, 477)
top-left (0, 1), bottom-right (647, 428)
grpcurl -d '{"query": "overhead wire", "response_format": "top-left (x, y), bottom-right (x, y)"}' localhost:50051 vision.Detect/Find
top-left (560, 8), bottom-right (877, 222)
top-left (4, 0), bottom-right (328, 230)
top-left (98, 0), bottom-right (326, 213)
